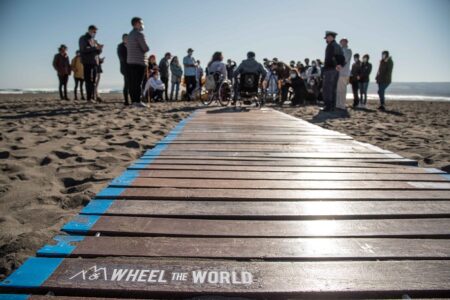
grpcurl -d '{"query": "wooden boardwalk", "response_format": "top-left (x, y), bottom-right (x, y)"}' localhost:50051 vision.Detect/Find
top-left (1, 107), bottom-right (450, 299)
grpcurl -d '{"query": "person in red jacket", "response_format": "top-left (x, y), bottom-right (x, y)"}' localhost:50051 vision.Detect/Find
top-left (52, 44), bottom-right (71, 100)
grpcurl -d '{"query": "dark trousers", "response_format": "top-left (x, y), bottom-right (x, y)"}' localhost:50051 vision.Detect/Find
top-left (281, 84), bottom-right (289, 104)
top-left (378, 83), bottom-right (390, 106)
top-left (121, 67), bottom-right (129, 104)
top-left (58, 74), bottom-right (69, 99)
top-left (185, 76), bottom-right (197, 100)
top-left (322, 69), bottom-right (339, 110)
top-left (83, 64), bottom-right (98, 101)
top-left (74, 77), bottom-right (84, 99)
top-left (128, 64), bottom-right (146, 103)
top-left (161, 76), bottom-right (169, 100)
top-left (351, 80), bottom-right (359, 107)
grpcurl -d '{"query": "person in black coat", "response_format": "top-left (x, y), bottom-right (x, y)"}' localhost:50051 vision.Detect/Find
top-left (117, 33), bottom-right (129, 105)
top-left (359, 54), bottom-right (372, 108)
top-left (79, 25), bottom-right (103, 102)
top-left (350, 53), bottom-right (362, 108)
top-left (322, 31), bottom-right (345, 111)
top-left (287, 69), bottom-right (306, 106)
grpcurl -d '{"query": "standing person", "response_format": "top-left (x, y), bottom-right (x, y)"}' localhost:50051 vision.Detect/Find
top-left (183, 48), bottom-right (197, 100)
top-left (226, 59), bottom-right (236, 85)
top-left (117, 33), bottom-right (129, 105)
top-left (79, 25), bottom-right (102, 102)
top-left (322, 31), bottom-right (345, 112)
top-left (375, 50), bottom-right (394, 110)
top-left (350, 53), bottom-right (362, 108)
top-left (158, 52), bottom-right (171, 101)
top-left (170, 56), bottom-right (183, 101)
top-left (196, 60), bottom-right (204, 93)
top-left (52, 44), bottom-right (71, 100)
top-left (359, 54), bottom-right (372, 108)
top-left (336, 38), bottom-right (352, 110)
top-left (95, 57), bottom-right (105, 102)
top-left (70, 50), bottom-right (84, 100)
top-left (304, 58), bottom-right (311, 71)
top-left (127, 17), bottom-right (150, 107)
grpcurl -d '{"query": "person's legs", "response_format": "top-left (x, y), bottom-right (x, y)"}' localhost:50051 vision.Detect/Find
top-left (123, 74), bottom-right (129, 105)
top-left (80, 79), bottom-right (85, 99)
top-left (186, 76), bottom-right (196, 100)
top-left (62, 74), bottom-right (69, 99)
top-left (331, 71), bottom-right (339, 109)
top-left (74, 78), bottom-right (79, 100)
top-left (361, 82), bottom-right (369, 105)
top-left (322, 69), bottom-right (338, 111)
top-left (83, 64), bottom-right (97, 101)
top-left (161, 77), bottom-right (169, 101)
top-left (336, 76), bottom-right (348, 109)
top-left (378, 83), bottom-right (389, 107)
top-left (57, 75), bottom-right (64, 100)
top-left (170, 81), bottom-right (175, 101)
top-left (351, 81), bottom-right (359, 107)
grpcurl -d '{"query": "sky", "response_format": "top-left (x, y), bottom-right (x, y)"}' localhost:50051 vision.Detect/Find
top-left (0, 0), bottom-right (449, 89)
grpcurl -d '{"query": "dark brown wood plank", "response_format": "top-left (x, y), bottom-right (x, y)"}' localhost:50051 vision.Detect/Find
top-left (39, 258), bottom-right (450, 297)
top-left (63, 215), bottom-right (450, 237)
top-left (88, 200), bottom-right (450, 219)
top-left (113, 187), bottom-right (450, 200)
top-left (135, 170), bottom-right (450, 181)
top-left (123, 178), bottom-right (450, 190)
top-left (64, 236), bottom-right (450, 260)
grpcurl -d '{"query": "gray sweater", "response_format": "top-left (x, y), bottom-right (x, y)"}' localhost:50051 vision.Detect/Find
top-left (126, 28), bottom-right (149, 66)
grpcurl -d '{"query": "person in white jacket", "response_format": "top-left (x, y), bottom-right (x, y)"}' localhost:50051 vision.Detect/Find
top-left (144, 71), bottom-right (165, 102)
top-left (336, 38), bottom-right (352, 110)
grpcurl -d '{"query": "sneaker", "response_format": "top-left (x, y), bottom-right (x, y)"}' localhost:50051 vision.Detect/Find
top-left (378, 105), bottom-right (385, 111)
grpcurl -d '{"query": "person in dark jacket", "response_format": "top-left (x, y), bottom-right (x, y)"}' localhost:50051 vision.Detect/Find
top-left (158, 52), bottom-right (171, 101)
top-left (359, 54), bottom-right (372, 108)
top-left (375, 50), bottom-right (394, 110)
top-left (322, 31), bottom-right (345, 112)
top-left (117, 33), bottom-right (129, 105)
top-left (350, 53), bottom-right (362, 108)
top-left (53, 44), bottom-right (71, 100)
top-left (287, 69), bottom-right (307, 106)
top-left (79, 25), bottom-right (103, 102)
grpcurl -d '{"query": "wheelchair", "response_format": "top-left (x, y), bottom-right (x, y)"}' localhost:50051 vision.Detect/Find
top-left (202, 72), bottom-right (232, 107)
top-left (234, 73), bottom-right (264, 108)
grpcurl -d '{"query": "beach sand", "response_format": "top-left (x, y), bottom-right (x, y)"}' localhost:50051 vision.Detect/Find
top-left (0, 94), bottom-right (449, 279)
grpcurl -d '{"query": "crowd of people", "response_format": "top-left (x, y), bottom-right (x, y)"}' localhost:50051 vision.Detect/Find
top-left (52, 18), bottom-right (394, 111)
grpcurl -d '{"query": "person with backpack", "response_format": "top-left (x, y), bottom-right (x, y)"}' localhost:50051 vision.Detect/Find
top-left (375, 50), bottom-right (394, 110)
top-left (322, 31), bottom-right (345, 112)
top-left (359, 54), bottom-right (372, 108)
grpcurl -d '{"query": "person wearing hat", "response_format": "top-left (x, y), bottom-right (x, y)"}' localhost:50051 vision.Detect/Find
top-left (322, 30), bottom-right (345, 112)
top-left (52, 44), bottom-right (71, 100)
top-left (79, 24), bottom-right (103, 102)
top-left (70, 50), bottom-right (85, 100)
top-left (336, 38), bottom-right (353, 110)
top-left (183, 48), bottom-right (197, 100)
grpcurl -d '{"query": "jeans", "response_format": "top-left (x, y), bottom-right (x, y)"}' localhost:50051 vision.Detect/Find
top-left (378, 83), bottom-right (390, 106)
top-left (185, 76), bottom-right (197, 100)
top-left (58, 74), bottom-right (69, 99)
top-left (128, 64), bottom-right (146, 103)
top-left (74, 77), bottom-right (84, 99)
top-left (351, 80), bottom-right (359, 107)
top-left (83, 64), bottom-right (97, 101)
top-left (322, 69), bottom-right (339, 110)
top-left (170, 82), bottom-right (180, 101)
top-left (359, 82), bottom-right (369, 105)
top-left (161, 76), bottom-right (169, 100)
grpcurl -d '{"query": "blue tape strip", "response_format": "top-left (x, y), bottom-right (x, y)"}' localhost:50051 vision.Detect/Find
top-left (0, 257), bottom-right (63, 288)
top-left (81, 199), bottom-right (114, 215)
top-left (440, 173), bottom-right (450, 181)
top-left (37, 235), bottom-right (85, 257)
top-left (425, 168), bottom-right (445, 174)
top-left (0, 295), bottom-right (29, 300)
top-left (61, 215), bottom-right (100, 234)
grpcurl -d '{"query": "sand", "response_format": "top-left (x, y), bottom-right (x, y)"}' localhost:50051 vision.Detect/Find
top-left (0, 93), bottom-right (200, 279)
top-left (0, 94), bottom-right (449, 279)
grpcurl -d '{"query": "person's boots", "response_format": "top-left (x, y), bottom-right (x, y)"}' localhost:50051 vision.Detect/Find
top-left (74, 91), bottom-right (78, 100)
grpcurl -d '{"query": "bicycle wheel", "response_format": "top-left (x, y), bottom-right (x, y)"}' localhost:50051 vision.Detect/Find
top-left (201, 90), bottom-right (215, 106)
top-left (218, 82), bottom-right (231, 107)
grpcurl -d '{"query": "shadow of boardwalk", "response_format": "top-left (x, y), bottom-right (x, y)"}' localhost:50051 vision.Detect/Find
top-left (310, 109), bottom-right (351, 123)
top-left (0, 107), bottom-right (97, 120)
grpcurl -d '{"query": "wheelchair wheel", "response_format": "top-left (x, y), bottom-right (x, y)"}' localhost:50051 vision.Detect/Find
top-left (218, 82), bottom-right (231, 107)
top-left (202, 90), bottom-right (214, 106)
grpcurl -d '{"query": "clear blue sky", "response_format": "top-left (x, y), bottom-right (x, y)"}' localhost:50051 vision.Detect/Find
top-left (0, 0), bottom-right (449, 89)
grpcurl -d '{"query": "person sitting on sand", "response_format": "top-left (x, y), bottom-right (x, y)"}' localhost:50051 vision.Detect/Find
top-left (70, 50), bottom-right (85, 100)
top-left (52, 44), bottom-right (71, 100)
top-left (375, 50), bottom-right (394, 111)
top-left (359, 54), bottom-right (372, 108)
top-left (144, 71), bottom-right (165, 102)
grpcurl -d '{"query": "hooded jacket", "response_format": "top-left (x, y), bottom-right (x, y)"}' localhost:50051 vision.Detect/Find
top-left (53, 53), bottom-right (71, 76)
top-left (376, 57), bottom-right (394, 85)
top-left (70, 56), bottom-right (84, 79)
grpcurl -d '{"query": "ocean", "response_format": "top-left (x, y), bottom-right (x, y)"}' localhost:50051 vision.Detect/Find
top-left (1, 82), bottom-right (449, 102)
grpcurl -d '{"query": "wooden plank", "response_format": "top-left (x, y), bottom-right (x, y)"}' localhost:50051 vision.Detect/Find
top-left (63, 216), bottom-right (450, 237)
top-left (83, 200), bottom-right (450, 219)
top-left (107, 187), bottom-right (450, 200)
top-left (121, 178), bottom-right (450, 190)
top-left (131, 164), bottom-right (429, 173)
top-left (28, 258), bottom-right (450, 297)
top-left (39, 236), bottom-right (450, 260)
top-left (135, 170), bottom-right (450, 181)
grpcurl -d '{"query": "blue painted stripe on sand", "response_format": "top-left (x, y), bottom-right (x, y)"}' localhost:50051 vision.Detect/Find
top-left (0, 257), bottom-right (63, 288)
top-left (81, 199), bottom-right (114, 215)
top-left (0, 295), bottom-right (30, 300)
top-left (37, 236), bottom-right (85, 257)
top-left (61, 215), bottom-right (100, 234)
